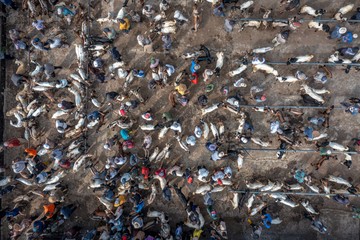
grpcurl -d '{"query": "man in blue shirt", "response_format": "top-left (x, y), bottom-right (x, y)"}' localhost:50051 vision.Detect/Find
top-left (262, 213), bottom-right (272, 229)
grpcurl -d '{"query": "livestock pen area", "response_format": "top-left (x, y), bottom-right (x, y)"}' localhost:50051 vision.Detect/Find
top-left (1, 0), bottom-right (360, 239)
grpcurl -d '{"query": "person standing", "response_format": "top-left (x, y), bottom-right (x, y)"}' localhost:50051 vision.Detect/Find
top-left (192, 4), bottom-right (200, 32)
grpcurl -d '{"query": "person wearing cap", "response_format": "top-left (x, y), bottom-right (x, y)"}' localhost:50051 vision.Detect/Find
top-left (211, 151), bottom-right (225, 162)
top-left (119, 18), bottom-right (131, 33)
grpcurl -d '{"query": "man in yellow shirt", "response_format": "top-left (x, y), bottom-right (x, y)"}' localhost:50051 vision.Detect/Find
top-left (119, 18), bottom-right (130, 33)
top-left (175, 83), bottom-right (188, 96)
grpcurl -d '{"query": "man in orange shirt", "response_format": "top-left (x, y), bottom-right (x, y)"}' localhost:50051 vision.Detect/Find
top-left (24, 148), bottom-right (37, 159)
top-left (43, 203), bottom-right (56, 219)
top-left (119, 18), bottom-right (130, 33)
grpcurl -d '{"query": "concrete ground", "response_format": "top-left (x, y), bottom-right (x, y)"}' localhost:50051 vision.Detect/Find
top-left (2, 0), bottom-right (360, 239)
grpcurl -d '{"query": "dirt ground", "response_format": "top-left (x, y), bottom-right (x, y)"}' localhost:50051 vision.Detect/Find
top-left (2, 0), bottom-right (360, 239)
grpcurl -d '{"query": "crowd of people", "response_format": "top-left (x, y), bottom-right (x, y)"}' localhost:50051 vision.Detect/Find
top-left (1, 0), bottom-right (360, 239)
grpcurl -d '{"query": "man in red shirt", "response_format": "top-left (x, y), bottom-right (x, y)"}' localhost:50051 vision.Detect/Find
top-left (141, 166), bottom-right (149, 180)
top-left (190, 72), bottom-right (199, 84)
top-left (1, 138), bottom-right (23, 152)
top-left (155, 168), bottom-right (166, 178)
